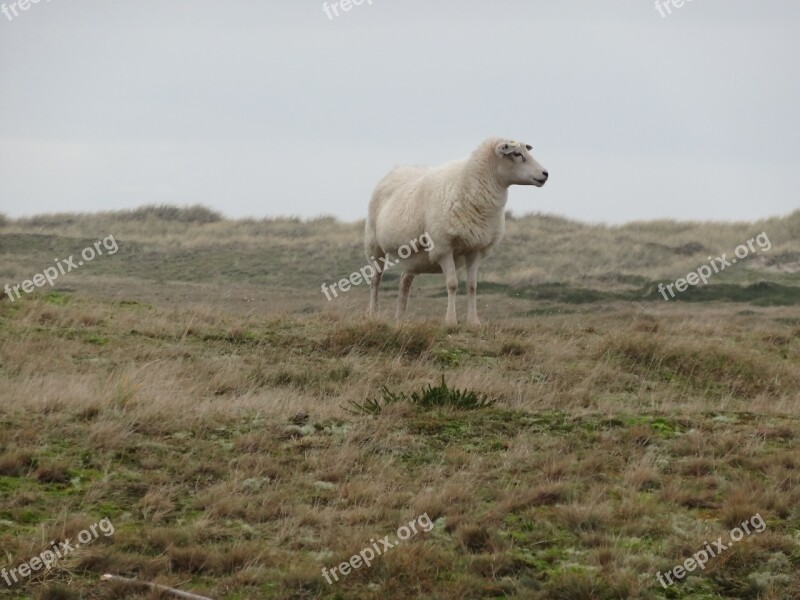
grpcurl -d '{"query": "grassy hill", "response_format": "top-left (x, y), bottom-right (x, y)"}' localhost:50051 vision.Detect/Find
top-left (3, 206), bottom-right (800, 309)
top-left (1, 207), bottom-right (799, 599)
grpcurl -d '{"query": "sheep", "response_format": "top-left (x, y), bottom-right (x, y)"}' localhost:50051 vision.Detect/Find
top-left (364, 137), bottom-right (548, 326)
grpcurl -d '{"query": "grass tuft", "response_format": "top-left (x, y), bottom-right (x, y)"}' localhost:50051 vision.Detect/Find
top-left (348, 376), bottom-right (497, 415)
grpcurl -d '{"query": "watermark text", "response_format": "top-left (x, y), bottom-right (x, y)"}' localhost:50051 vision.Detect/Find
top-left (322, 513), bottom-right (433, 584)
top-left (658, 232), bottom-right (770, 301)
top-left (656, 512), bottom-right (765, 588)
top-left (2, 0), bottom-right (53, 23)
top-left (4, 234), bottom-right (118, 302)
top-left (2, 518), bottom-right (115, 587)
top-left (321, 232), bottom-right (433, 301)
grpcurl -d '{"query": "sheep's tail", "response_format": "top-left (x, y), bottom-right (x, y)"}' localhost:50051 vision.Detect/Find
top-left (364, 191), bottom-right (383, 261)
top-left (364, 222), bottom-right (382, 262)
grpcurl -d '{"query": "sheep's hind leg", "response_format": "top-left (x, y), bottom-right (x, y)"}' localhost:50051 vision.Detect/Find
top-left (367, 262), bottom-right (383, 317)
top-left (465, 251), bottom-right (481, 327)
top-left (396, 272), bottom-right (415, 322)
top-left (439, 253), bottom-right (458, 327)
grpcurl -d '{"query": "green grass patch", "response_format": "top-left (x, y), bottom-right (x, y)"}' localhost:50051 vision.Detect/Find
top-left (348, 376), bottom-right (497, 415)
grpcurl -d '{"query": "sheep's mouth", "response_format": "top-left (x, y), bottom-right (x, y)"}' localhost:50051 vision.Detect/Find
top-left (532, 178), bottom-right (547, 186)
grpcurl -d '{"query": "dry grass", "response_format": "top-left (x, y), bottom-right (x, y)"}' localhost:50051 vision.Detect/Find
top-left (1, 207), bottom-right (800, 599)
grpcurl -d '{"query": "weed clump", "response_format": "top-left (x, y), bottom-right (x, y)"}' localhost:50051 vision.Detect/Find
top-left (349, 376), bottom-right (497, 415)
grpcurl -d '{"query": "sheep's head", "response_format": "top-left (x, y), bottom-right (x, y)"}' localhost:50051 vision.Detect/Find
top-left (494, 140), bottom-right (549, 188)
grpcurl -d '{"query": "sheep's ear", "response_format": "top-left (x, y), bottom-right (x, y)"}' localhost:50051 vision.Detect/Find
top-left (525, 144), bottom-right (533, 151)
top-left (495, 141), bottom-right (521, 156)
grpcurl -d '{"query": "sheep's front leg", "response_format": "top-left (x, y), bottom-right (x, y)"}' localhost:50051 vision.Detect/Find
top-left (465, 250), bottom-right (481, 327)
top-left (396, 272), bottom-right (415, 321)
top-left (439, 253), bottom-right (458, 326)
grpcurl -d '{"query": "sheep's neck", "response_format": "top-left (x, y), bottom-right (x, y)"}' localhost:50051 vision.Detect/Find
top-left (458, 159), bottom-right (507, 215)
top-left (445, 168), bottom-right (506, 245)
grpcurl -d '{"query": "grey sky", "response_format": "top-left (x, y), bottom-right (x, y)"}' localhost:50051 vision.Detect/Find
top-left (1, 1), bottom-right (797, 223)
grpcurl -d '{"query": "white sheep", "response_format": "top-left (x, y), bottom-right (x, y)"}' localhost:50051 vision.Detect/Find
top-left (365, 137), bottom-right (548, 326)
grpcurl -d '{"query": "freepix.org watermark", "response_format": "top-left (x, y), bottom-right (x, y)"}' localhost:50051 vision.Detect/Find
top-left (654, 0), bottom-right (695, 18)
top-left (657, 232), bottom-right (771, 301)
top-left (1, 0), bottom-right (52, 23)
top-left (321, 232), bottom-right (434, 301)
top-left (322, 0), bottom-right (373, 20)
top-left (322, 513), bottom-right (433, 585)
top-left (2, 518), bottom-right (115, 587)
top-left (3, 234), bottom-right (118, 302)
top-left (656, 513), bottom-right (766, 588)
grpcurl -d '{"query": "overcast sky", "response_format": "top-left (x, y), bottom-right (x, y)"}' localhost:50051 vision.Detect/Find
top-left (0, 1), bottom-right (797, 224)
